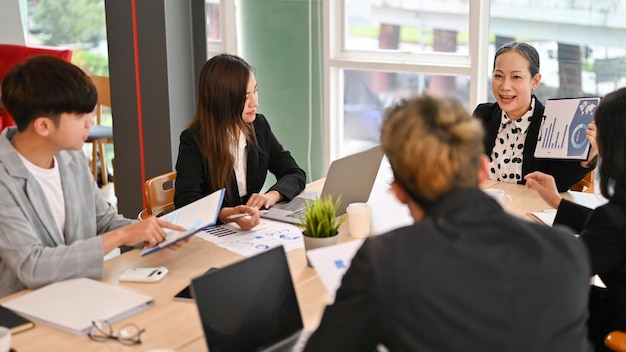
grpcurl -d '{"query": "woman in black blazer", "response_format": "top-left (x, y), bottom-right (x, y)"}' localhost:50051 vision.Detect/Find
top-left (174, 54), bottom-right (305, 230)
top-left (526, 87), bottom-right (626, 351)
top-left (473, 42), bottom-right (596, 191)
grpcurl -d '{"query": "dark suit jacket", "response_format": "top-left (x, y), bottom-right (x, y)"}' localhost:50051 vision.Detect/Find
top-left (174, 114), bottom-right (305, 208)
top-left (555, 198), bottom-right (626, 330)
top-left (473, 98), bottom-right (591, 192)
top-left (304, 188), bottom-right (592, 351)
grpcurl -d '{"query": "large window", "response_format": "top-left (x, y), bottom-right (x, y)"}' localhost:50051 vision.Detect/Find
top-left (329, 0), bottom-right (626, 161)
top-left (21, 0), bottom-right (113, 176)
top-left (327, 0), bottom-right (484, 159)
top-left (208, 0), bottom-right (237, 58)
top-left (489, 1), bottom-right (626, 104)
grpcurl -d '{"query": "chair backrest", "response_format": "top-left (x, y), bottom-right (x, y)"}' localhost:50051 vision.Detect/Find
top-left (89, 75), bottom-right (111, 125)
top-left (0, 44), bottom-right (73, 130)
top-left (605, 330), bottom-right (626, 351)
top-left (570, 170), bottom-right (594, 193)
top-left (142, 171), bottom-right (177, 219)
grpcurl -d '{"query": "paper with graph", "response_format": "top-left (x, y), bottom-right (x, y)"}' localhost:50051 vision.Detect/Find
top-left (141, 188), bottom-right (225, 256)
top-left (195, 219), bottom-right (304, 257)
top-left (535, 97), bottom-right (601, 160)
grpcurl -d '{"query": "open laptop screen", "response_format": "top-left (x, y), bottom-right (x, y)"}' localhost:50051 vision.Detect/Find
top-left (191, 246), bottom-right (303, 352)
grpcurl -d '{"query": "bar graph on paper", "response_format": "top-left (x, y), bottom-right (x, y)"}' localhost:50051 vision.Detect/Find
top-left (540, 119), bottom-right (569, 150)
top-left (534, 97), bottom-right (601, 160)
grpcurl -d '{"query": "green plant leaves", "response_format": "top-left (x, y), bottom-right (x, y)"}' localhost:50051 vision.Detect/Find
top-left (301, 195), bottom-right (346, 238)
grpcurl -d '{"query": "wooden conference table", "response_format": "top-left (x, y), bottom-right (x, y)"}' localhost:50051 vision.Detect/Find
top-left (1, 179), bottom-right (558, 351)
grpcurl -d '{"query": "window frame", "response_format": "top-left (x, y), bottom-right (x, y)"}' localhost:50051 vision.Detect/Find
top-left (324, 0), bottom-right (491, 161)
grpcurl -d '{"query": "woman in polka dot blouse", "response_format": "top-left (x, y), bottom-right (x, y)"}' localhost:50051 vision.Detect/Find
top-left (473, 42), bottom-right (597, 192)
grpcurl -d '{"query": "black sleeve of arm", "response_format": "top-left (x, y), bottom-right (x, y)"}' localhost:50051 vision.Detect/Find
top-left (304, 241), bottom-right (382, 351)
top-left (174, 129), bottom-right (209, 208)
top-left (262, 119), bottom-right (306, 200)
top-left (554, 199), bottom-right (592, 233)
top-left (579, 204), bottom-right (626, 275)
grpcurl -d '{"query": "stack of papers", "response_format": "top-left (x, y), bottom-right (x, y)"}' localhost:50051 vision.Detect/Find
top-left (2, 278), bottom-right (154, 335)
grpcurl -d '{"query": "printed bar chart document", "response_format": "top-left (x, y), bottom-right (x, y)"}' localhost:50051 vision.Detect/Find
top-left (141, 188), bottom-right (225, 256)
top-left (535, 97), bottom-right (601, 160)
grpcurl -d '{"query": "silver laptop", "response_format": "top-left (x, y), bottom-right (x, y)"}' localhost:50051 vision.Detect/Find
top-left (190, 245), bottom-right (309, 352)
top-left (262, 145), bottom-right (384, 224)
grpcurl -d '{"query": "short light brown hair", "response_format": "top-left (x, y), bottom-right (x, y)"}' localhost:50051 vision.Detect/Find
top-left (381, 93), bottom-right (484, 206)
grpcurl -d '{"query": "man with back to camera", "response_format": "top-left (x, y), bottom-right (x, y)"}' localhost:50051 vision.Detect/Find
top-left (0, 56), bottom-right (187, 298)
top-left (304, 93), bottom-right (592, 351)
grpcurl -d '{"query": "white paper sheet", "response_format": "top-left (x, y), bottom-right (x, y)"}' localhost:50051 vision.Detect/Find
top-left (195, 219), bottom-right (304, 257)
top-left (306, 239), bottom-right (365, 298)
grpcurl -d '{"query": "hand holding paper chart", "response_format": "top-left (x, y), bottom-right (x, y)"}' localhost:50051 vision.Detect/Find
top-left (535, 97), bottom-right (601, 160)
top-left (141, 188), bottom-right (225, 256)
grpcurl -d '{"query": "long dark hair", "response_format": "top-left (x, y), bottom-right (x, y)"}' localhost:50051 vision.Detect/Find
top-left (188, 54), bottom-right (259, 202)
top-left (595, 87), bottom-right (626, 202)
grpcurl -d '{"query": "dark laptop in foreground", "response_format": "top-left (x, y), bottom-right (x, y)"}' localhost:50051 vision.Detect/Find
top-left (261, 145), bottom-right (384, 224)
top-left (190, 246), bottom-right (309, 352)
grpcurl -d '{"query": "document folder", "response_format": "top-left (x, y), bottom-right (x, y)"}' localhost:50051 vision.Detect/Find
top-left (3, 278), bottom-right (154, 335)
top-left (141, 188), bottom-right (225, 256)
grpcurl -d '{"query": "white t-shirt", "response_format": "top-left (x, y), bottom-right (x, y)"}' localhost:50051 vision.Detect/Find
top-left (18, 155), bottom-right (66, 235)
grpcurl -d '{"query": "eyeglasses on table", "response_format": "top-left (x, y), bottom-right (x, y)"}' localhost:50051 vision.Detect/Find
top-left (88, 320), bottom-right (145, 345)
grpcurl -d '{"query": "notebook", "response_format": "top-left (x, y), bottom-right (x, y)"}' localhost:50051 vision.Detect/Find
top-left (2, 278), bottom-right (154, 335)
top-left (191, 245), bottom-right (308, 352)
top-left (262, 145), bottom-right (385, 224)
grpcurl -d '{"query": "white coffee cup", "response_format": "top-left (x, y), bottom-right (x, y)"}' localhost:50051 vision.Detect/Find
top-left (346, 202), bottom-right (372, 238)
top-left (0, 326), bottom-right (11, 352)
top-left (483, 188), bottom-right (512, 206)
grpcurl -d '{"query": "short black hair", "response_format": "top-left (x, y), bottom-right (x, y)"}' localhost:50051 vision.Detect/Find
top-left (1, 55), bottom-right (97, 131)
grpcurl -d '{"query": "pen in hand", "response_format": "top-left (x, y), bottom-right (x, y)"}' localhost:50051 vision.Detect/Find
top-left (226, 213), bottom-right (252, 220)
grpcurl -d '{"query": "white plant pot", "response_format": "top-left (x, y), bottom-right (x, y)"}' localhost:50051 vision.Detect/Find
top-left (303, 234), bottom-right (338, 267)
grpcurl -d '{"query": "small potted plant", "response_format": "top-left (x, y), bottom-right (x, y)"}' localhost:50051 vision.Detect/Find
top-left (300, 195), bottom-right (346, 259)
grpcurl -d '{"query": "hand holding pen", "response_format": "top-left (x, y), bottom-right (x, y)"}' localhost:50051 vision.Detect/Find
top-left (226, 213), bottom-right (252, 220)
top-left (220, 205), bottom-right (260, 231)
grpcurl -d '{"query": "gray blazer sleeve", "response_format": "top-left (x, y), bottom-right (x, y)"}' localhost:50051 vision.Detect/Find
top-left (0, 133), bottom-right (132, 297)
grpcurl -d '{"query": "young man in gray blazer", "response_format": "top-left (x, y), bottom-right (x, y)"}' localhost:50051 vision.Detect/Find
top-left (0, 56), bottom-right (186, 298)
top-left (304, 94), bottom-right (592, 351)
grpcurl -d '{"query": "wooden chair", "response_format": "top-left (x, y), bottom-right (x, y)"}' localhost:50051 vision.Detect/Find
top-left (86, 75), bottom-right (114, 186)
top-left (606, 331), bottom-right (626, 351)
top-left (570, 170), bottom-right (595, 193)
top-left (137, 171), bottom-right (177, 220)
